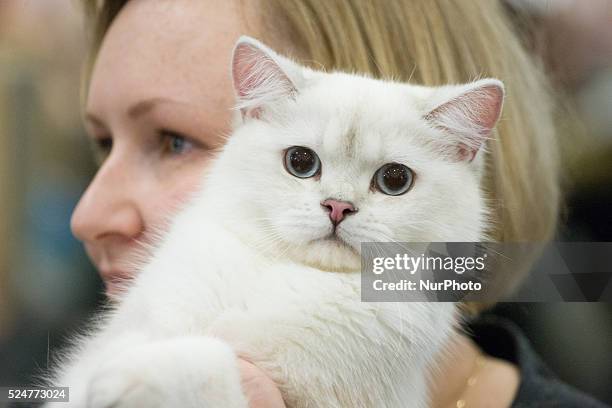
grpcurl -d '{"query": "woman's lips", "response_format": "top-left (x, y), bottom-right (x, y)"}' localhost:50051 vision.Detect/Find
top-left (99, 268), bottom-right (135, 297)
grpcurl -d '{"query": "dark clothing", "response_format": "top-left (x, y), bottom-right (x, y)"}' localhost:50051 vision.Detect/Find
top-left (467, 315), bottom-right (609, 408)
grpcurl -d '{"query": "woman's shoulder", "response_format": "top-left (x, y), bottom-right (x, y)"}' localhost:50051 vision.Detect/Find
top-left (465, 314), bottom-right (609, 408)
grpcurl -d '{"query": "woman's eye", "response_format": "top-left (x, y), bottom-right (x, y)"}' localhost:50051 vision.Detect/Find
top-left (160, 131), bottom-right (194, 155)
top-left (284, 146), bottom-right (321, 178)
top-left (91, 137), bottom-right (112, 164)
top-left (373, 163), bottom-right (414, 196)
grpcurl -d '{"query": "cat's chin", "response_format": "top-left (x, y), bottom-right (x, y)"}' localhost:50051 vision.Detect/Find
top-left (287, 237), bottom-right (361, 273)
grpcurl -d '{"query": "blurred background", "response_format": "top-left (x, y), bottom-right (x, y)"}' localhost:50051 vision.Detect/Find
top-left (0, 0), bottom-right (611, 405)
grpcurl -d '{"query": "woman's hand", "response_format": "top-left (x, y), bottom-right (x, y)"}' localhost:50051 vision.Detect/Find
top-left (238, 359), bottom-right (286, 408)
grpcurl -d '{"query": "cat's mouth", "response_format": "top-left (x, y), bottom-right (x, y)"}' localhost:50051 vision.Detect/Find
top-left (320, 233), bottom-right (358, 253)
top-left (297, 231), bottom-right (361, 272)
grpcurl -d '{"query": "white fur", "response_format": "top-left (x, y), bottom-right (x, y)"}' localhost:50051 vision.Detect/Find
top-left (44, 37), bottom-right (503, 408)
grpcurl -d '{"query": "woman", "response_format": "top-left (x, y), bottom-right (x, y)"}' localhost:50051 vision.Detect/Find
top-left (71, 0), bottom-right (604, 406)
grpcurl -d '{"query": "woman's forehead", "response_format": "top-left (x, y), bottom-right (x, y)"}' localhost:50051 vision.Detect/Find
top-left (87, 0), bottom-right (251, 116)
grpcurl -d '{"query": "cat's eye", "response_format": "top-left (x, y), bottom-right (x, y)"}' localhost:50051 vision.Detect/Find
top-left (284, 146), bottom-right (321, 178)
top-left (373, 163), bottom-right (414, 196)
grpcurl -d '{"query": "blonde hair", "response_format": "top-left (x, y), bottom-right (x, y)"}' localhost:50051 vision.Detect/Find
top-left (80, 0), bottom-right (560, 302)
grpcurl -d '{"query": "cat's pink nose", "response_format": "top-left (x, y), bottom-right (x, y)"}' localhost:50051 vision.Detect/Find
top-left (321, 199), bottom-right (357, 225)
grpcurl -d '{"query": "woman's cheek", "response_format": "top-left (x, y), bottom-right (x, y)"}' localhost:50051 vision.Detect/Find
top-left (162, 161), bottom-right (208, 209)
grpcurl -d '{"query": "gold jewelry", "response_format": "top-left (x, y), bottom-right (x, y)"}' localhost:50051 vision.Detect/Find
top-left (455, 353), bottom-right (487, 408)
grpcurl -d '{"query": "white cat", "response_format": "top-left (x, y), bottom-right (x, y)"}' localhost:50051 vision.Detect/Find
top-left (45, 36), bottom-right (503, 408)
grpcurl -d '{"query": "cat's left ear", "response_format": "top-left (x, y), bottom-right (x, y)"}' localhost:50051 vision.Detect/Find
top-left (231, 36), bottom-right (302, 120)
top-left (424, 79), bottom-right (504, 162)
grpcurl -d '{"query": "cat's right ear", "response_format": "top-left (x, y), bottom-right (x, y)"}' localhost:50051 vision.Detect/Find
top-left (423, 79), bottom-right (505, 163)
top-left (231, 36), bottom-right (300, 120)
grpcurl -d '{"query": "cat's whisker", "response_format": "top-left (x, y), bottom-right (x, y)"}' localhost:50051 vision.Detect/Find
top-left (250, 231), bottom-right (285, 251)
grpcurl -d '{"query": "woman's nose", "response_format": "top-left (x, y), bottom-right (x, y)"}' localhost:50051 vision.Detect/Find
top-left (71, 156), bottom-right (144, 243)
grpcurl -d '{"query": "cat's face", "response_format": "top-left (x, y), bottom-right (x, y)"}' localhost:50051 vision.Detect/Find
top-left (207, 37), bottom-right (503, 272)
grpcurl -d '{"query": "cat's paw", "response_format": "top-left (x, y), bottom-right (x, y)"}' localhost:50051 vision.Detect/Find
top-left (86, 363), bottom-right (161, 408)
top-left (85, 336), bottom-right (248, 408)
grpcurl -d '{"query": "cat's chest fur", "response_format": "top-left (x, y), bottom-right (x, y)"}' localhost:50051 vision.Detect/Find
top-left (103, 210), bottom-right (456, 408)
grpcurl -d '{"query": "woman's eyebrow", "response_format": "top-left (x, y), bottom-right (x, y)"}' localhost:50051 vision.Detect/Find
top-left (84, 98), bottom-right (190, 126)
top-left (84, 112), bottom-right (105, 129)
top-left (127, 97), bottom-right (187, 119)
